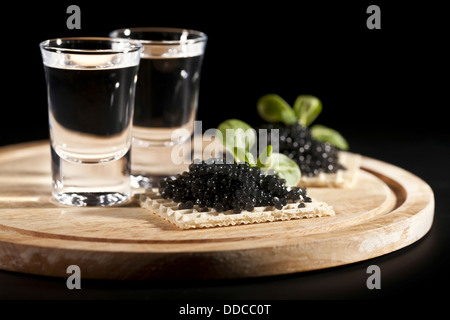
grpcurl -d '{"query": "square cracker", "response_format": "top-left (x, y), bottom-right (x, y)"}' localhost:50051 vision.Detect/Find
top-left (138, 191), bottom-right (335, 229)
top-left (299, 152), bottom-right (361, 188)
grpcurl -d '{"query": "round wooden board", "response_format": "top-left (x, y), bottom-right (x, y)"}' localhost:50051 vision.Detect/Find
top-left (0, 141), bottom-right (434, 280)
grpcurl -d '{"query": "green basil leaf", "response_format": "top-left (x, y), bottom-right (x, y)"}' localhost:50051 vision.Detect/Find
top-left (310, 124), bottom-right (349, 150)
top-left (293, 95), bottom-right (322, 127)
top-left (217, 119), bottom-right (256, 152)
top-left (233, 147), bottom-right (256, 166)
top-left (257, 94), bottom-right (297, 125)
top-left (256, 144), bottom-right (272, 168)
top-left (262, 152), bottom-right (301, 187)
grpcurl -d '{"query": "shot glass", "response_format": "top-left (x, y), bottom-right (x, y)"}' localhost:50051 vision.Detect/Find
top-left (40, 37), bottom-right (142, 206)
top-left (109, 27), bottom-right (207, 188)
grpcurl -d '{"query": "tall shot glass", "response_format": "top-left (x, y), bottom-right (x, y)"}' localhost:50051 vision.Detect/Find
top-left (40, 37), bottom-right (142, 206)
top-left (109, 28), bottom-right (207, 188)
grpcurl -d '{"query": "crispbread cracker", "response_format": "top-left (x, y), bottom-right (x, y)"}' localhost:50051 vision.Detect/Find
top-left (299, 152), bottom-right (361, 188)
top-left (138, 191), bottom-right (335, 229)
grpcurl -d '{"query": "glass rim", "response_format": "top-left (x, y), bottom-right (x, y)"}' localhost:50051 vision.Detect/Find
top-left (109, 27), bottom-right (208, 45)
top-left (39, 37), bottom-right (142, 54)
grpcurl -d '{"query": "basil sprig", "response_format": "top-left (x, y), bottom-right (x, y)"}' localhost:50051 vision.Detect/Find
top-left (257, 94), bottom-right (349, 150)
top-left (217, 119), bottom-right (301, 187)
top-left (217, 119), bottom-right (256, 165)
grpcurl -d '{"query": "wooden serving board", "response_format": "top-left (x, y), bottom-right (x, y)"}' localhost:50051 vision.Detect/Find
top-left (0, 141), bottom-right (434, 280)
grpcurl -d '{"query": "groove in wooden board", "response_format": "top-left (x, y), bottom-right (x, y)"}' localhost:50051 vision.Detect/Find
top-left (0, 141), bottom-right (434, 279)
top-left (0, 170), bottom-right (394, 244)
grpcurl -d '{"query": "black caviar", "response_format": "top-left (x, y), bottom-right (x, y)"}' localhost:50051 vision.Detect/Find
top-left (159, 159), bottom-right (311, 213)
top-left (265, 123), bottom-right (345, 177)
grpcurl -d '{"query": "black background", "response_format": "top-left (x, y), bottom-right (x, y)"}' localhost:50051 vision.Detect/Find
top-left (0, 0), bottom-right (448, 305)
top-left (0, 1), bottom-right (446, 145)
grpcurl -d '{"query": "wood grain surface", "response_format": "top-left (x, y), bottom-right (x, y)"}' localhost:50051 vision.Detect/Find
top-left (0, 141), bottom-right (434, 279)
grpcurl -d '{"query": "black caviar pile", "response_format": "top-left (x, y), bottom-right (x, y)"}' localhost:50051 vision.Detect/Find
top-left (159, 159), bottom-right (311, 213)
top-left (265, 123), bottom-right (345, 177)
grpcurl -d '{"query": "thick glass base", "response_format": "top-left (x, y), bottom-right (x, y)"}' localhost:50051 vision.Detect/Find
top-left (51, 146), bottom-right (131, 207)
top-left (131, 138), bottom-right (190, 189)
